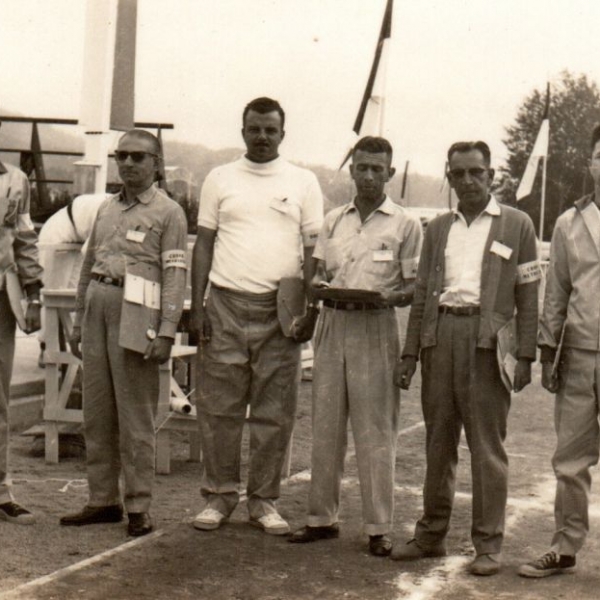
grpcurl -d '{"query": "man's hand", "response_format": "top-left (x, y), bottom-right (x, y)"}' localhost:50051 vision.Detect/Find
top-left (25, 301), bottom-right (42, 334)
top-left (190, 306), bottom-right (212, 343)
top-left (375, 289), bottom-right (411, 308)
top-left (310, 264), bottom-right (330, 299)
top-left (394, 356), bottom-right (417, 389)
top-left (541, 361), bottom-right (559, 393)
top-left (513, 358), bottom-right (532, 393)
top-left (69, 326), bottom-right (82, 360)
top-left (144, 336), bottom-right (174, 364)
top-left (291, 307), bottom-right (319, 343)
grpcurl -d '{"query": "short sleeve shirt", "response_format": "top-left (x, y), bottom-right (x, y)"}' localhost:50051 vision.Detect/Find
top-left (198, 156), bottom-right (323, 293)
top-left (313, 196), bottom-right (422, 291)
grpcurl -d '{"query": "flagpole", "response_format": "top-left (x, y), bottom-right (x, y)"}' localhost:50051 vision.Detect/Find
top-left (539, 154), bottom-right (547, 241)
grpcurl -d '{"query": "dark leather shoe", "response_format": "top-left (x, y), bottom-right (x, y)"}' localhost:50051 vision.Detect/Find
top-left (288, 524), bottom-right (340, 543)
top-left (60, 505), bottom-right (123, 526)
top-left (390, 538), bottom-right (446, 561)
top-left (128, 512), bottom-right (153, 537)
top-left (369, 534), bottom-right (393, 557)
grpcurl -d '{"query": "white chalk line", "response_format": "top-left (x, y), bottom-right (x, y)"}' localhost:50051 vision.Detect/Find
top-left (0, 530), bottom-right (165, 600)
top-left (12, 477), bottom-right (88, 493)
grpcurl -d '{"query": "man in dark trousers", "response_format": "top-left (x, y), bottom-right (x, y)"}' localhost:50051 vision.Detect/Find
top-left (392, 141), bottom-right (539, 575)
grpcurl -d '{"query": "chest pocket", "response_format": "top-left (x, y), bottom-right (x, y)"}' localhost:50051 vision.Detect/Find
top-left (364, 238), bottom-right (398, 276)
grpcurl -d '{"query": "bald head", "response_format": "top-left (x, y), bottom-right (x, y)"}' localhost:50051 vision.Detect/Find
top-left (119, 129), bottom-right (161, 155)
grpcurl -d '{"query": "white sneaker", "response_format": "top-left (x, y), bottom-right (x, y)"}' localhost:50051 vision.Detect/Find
top-left (249, 512), bottom-right (290, 536)
top-left (193, 507), bottom-right (227, 531)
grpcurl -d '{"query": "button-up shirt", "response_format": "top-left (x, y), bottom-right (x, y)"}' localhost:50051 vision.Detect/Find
top-left (75, 184), bottom-right (188, 338)
top-left (313, 196), bottom-right (422, 291)
top-left (439, 196), bottom-right (501, 307)
top-left (0, 160), bottom-right (42, 292)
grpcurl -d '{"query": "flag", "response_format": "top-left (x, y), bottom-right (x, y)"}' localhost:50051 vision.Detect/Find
top-left (339, 0), bottom-right (393, 170)
top-left (516, 83), bottom-right (550, 202)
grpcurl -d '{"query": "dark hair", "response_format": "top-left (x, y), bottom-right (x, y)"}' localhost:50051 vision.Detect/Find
top-left (447, 141), bottom-right (491, 166)
top-left (591, 123), bottom-right (600, 151)
top-left (352, 136), bottom-right (393, 161)
top-left (119, 129), bottom-right (162, 155)
top-left (242, 97), bottom-right (285, 129)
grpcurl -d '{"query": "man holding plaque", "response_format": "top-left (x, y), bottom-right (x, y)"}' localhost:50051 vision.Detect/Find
top-left (0, 118), bottom-right (43, 525)
top-left (289, 136), bottom-right (422, 556)
top-left (61, 129), bottom-right (188, 537)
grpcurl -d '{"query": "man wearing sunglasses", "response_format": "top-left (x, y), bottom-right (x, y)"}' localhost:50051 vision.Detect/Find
top-left (61, 129), bottom-right (188, 537)
top-left (0, 117), bottom-right (43, 525)
top-left (190, 97), bottom-right (323, 535)
top-left (392, 141), bottom-right (539, 575)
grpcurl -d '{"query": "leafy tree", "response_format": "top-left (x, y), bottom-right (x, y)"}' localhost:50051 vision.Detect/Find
top-left (501, 71), bottom-right (600, 240)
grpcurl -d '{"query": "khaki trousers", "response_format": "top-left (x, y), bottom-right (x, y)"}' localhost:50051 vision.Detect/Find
top-left (82, 281), bottom-right (159, 513)
top-left (551, 347), bottom-right (600, 555)
top-left (307, 306), bottom-right (400, 536)
top-left (415, 313), bottom-right (510, 555)
top-left (0, 291), bottom-right (16, 504)
top-left (197, 286), bottom-right (300, 519)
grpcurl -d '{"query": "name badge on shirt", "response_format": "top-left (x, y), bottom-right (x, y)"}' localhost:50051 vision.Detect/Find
top-left (490, 241), bottom-right (513, 260)
top-left (126, 229), bottom-right (146, 243)
top-left (269, 197), bottom-right (290, 215)
top-left (373, 250), bottom-right (394, 262)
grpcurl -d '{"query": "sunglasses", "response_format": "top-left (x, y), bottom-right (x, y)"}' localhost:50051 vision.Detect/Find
top-left (114, 151), bottom-right (158, 163)
top-left (447, 167), bottom-right (489, 180)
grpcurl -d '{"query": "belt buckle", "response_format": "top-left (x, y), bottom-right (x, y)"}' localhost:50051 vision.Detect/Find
top-left (104, 276), bottom-right (113, 285)
top-left (346, 302), bottom-right (356, 310)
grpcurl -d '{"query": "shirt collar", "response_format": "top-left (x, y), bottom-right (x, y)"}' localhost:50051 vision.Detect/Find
top-left (344, 195), bottom-right (395, 216)
top-left (118, 183), bottom-right (157, 206)
top-left (575, 193), bottom-right (596, 212)
top-left (452, 195), bottom-right (501, 220)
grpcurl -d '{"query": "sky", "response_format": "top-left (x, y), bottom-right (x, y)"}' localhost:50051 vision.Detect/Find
top-left (1, 0), bottom-right (600, 177)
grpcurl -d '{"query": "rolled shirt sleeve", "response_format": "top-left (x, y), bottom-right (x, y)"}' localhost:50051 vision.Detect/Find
top-left (398, 214), bottom-right (422, 281)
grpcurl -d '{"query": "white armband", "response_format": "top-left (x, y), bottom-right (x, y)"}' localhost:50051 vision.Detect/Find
top-left (162, 250), bottom-right (187, 270)
top-left (516, 260), bottom-right (541, 284)
top-left (302, 229), bottom-right (320, 247)
top-left (401, 256), bottom-right (419, 279)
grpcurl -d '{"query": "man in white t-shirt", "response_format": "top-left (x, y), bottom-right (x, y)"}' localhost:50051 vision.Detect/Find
top-left (191, 97), bottom-right (323, 535)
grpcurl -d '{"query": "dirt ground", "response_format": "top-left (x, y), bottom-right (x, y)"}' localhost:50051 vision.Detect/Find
top-left (2, 340), bottom-right (600, 599)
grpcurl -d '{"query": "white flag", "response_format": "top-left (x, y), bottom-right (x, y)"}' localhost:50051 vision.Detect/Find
top-left (516, 85), bottom-right (550, 202)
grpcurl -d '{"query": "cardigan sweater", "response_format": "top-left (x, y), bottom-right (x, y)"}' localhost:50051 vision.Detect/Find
top-left (402, 201), bottom-right (539, 360)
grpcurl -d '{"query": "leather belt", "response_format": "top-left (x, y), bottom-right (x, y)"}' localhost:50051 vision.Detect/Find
top-left (438, 305), bottom-right (480, 316)
top-left (91, 273), bottom-right (124, 287)
top-left (323, 299), bottom-right (387, 311)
